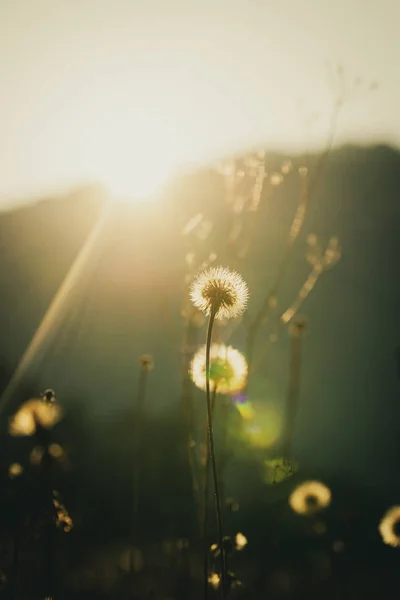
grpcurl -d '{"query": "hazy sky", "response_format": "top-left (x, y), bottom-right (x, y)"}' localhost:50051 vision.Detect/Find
top-left (1, 0), bottom-right (399, 206)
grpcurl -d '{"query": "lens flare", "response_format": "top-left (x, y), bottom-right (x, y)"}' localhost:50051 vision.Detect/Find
top-left (238, 399), bottom-right (282, 449)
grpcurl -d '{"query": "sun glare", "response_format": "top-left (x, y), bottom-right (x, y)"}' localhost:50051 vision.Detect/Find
top-left (82, 111), bottom-right (183, 204)
top-left (103, 155), bottom-right (172, 203)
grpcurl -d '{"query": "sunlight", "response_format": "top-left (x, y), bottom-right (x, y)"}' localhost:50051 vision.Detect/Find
top-left (83, 112), bottom-right (183, 204)
top-left (102, 150), bottom-right (173, 202)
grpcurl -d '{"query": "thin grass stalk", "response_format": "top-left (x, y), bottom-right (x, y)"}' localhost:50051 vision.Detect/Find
top-left (218, 398), bottom-right (230, 506)
top-left (205, 310), bottom-right (228, 598)
top-left (180, 316), bottom-right (202, 534)
top-left (132, 365), bottom-right (148, 552)
top-left (203, 385), bottom-right (217, 600)
top-left (283, 327), bottom-right (302, 458)
top-left (36, 426), bottom-right (56, 598)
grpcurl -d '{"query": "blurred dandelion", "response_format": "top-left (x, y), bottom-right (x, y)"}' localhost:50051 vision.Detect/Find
top-left (208, 572), bottom-right (221, 589)
top-left (298, 165), bottom-right (308, 177)
top-left (8, 463), bottom-right (23, 479)
top-left (30, 445), bottom-right (45, 465)
top-left (235, 532), bottom-right (248, 550)
top-left (133, 354), bottom-right (154, 549)
top-left (281, 160), bottom-right (293, 175)
top-left (9, 397), bottom-right (62, 436)
top-left (190, 266), bottom-right (249, 321)
top-left (190, 343), bottom-right (248, 395)
top-left (289, 481), bottom-right (331, 515)
top-left (378, 506), bottom-right (400, 548)
top-left (270, 172), bottom-right (284, 186)
top-left (139, 354), bottom-right (154, 372)
top-left (42, 389), bottom-right (56, 404)
top-left (48, 443), bottom-right (63, 459)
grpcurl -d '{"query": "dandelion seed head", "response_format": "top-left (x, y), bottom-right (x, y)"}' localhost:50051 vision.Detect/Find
top-left (235, 532), bottom-right (248, 550)
top-left (9, 398), bottom-right (62, 436)
top-left (49, 443), bottom-right (64, 459)
top-left (379, 506), bottom-right (400, 548)
top-left (190, 343), bottom-right (248, 394)
top-left (139, 354), bottom-right (154, 372)
top-left (270, 172), bottom-right (284, 186)
top-left (190, 266), bottom-right (249, 320)
top-left (30, 446), bottom-right (45, 465)
top-left (42, 389), bottom-right (56, 404)
top-left (8, 463), bottom-right (23, 478)
top-left (208, 572), bottom-right (220, 589)
top-left (289, 480), bottom-right (331, 515)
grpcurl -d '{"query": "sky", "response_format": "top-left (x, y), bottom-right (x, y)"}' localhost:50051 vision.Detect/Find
top-left (1, 0), bottom-right (399, 207)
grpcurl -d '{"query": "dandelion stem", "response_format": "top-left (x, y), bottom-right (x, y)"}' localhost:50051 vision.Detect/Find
top-left (218, 398), bottom-right (230, 505)
top-left (203, 384), bottom-right (217, 600)
top-left (283, 324), bottom-right (303, 458)
top-left (132, 365), bottom-right (148, 552)
top-left (205, 310), bottom-right (228, 599)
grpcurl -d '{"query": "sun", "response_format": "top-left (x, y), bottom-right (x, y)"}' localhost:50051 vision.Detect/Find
top-left (102, 149), bottom-right (173, 203)
top-left (100, 152), bottom-right (172, 203)
top-left (82, 112), bottom-right (182, 204)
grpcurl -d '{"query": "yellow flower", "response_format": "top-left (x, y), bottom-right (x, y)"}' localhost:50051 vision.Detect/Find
top-left (190, 344), bottom-right (248, 395)
top-left (9, 398), bottom-right (62, 436)
top-left (289, 480), bottom-right (331, 515)
top-left (378, 506), bottom-right (400, 548)
top-left (190, 266), bottom-right (249, 320)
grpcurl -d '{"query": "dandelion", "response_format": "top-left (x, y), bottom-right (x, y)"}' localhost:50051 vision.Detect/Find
top-left (8, 463), bottom-right (23, 478)
top-left (235, 532), bottom-right (248, 550)
top-left (208, 572), bottom-right (220, 589)
top-left (30, 445), bottom-right (45, 465)
top-left (190, 344), bottom-right (248, 395)
top-left (270, 172), bottom-right (284, 186)
top-left (139, 354), bottom-right (154, 372)
top-left (190, 266), bottom-right (249, 600)
top-left (133, 354), bottom-right (154, 546)
top-left (9, 397), bottom-right (62, 436)
top-left (190, 266), bottom-right (248, 321)
top-left (289, 481), bottom-right (331, 515)
top-left (378, 506), bottom-right (400, 548)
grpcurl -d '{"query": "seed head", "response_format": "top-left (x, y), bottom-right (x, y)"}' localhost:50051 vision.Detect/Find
top-left (140, 354), bottom-right (154, 372)
top-left (379, 506), bottom-right (400, 547)
top-left (190, 266), bottom-right (249, 320)
top-left (9, 398), bottom-right (63, 436)
top-left (289, 480), bottom-right (331, 515)
top-left (190, 343), bottom-right (248, 395)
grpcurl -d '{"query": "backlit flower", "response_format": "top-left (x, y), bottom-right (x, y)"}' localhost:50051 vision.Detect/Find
top-left (190, 343), bottom-right (248, 395)
top-left (9, 398), bottom-right (62, 436)
top-left (190, 266), bottom-right (249, 320)
top-left (379, 506), bottom-right (400, 548)
top-left (289, 480), bottom-right (331, 515)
